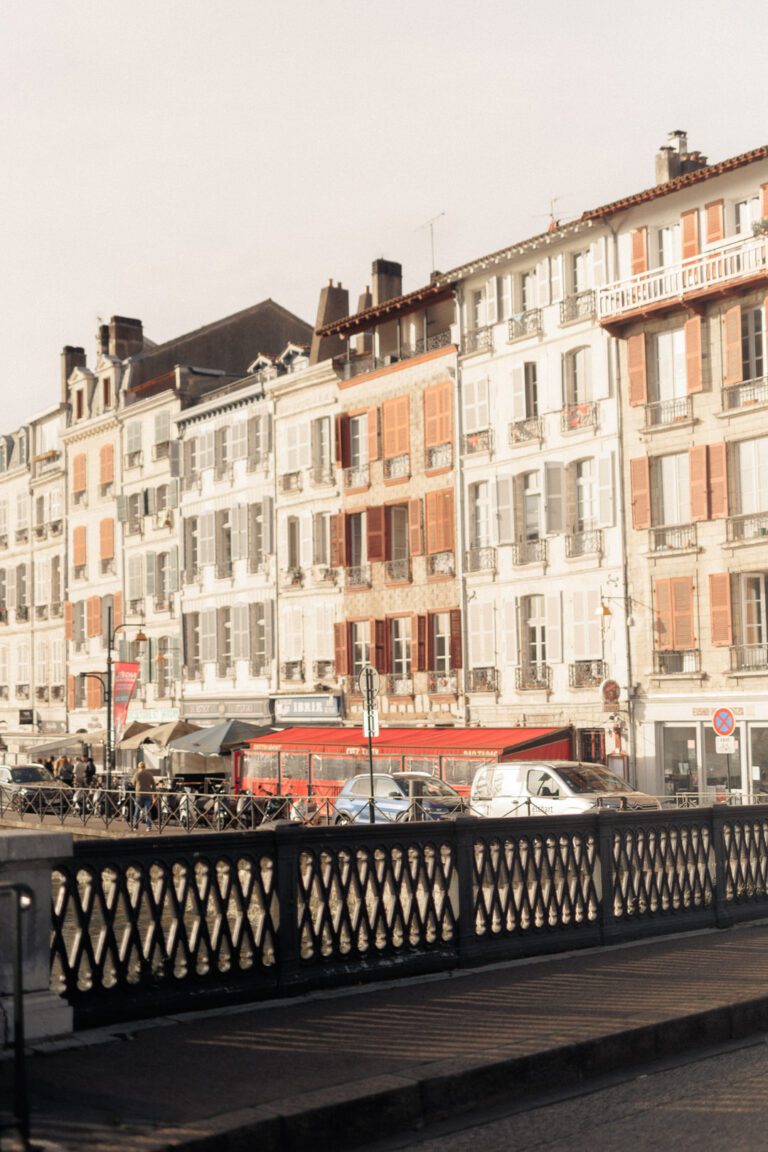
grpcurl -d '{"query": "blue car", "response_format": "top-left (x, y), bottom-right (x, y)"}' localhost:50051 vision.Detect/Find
top-left (333, 772), bottom-right (465, 824)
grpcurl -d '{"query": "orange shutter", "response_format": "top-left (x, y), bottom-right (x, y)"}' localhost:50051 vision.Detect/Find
top-left (424, 386), bottom-right (438, 448)
top-left (409, 498), bottom-right (423, 556)
top-left (654, 579), bottom-right (673, 650)
top-left (64, 600), bottom-right (74, 641)
top-left (367, 407), bottom-right (379, 462)
top-left (67, 675), bottom-right (76, 711)
top-left (671, 577), bottom-right (695, 649)
top-left (334, 623), bottom-right (349, 677)
top-left (723, 304), bottom-right (742, 385)
top-left (366, 505), bottom-right (385, 563)
top-left (73, 525), bottom-right (87, 566)
top-left (705, 200), bottom-right (724, 244)
top-left (709, 573), bottom-right (732, 647)
top-left (629, 457), bottom-right (651, 529)
top-left (708, 442), bottom-right (728, 520)
top-left (627, 334), bottom-right (647, 407)
top-left (87, 676), bottom-right (102, 709)
top-left (416, 615), bottom-right (427, 673)
top-left (374, 619), bottom-right (387, 673)
top-left (630, 227), bottom-right (648, 275)
top-left (681, 210), bottom-right (699, 260)
top-left (689, 445), bottom-right (709, 522)
top-left (761, 184), bottom-right (768, 220)
top-left (684, 315), bottom-right (703, 394)
top-left (335, 414), bottom-right (349, 467)
top-left (99, 443), bottom-right (114, 485)
top-left (449, 608), bottom-right (462, 668)
top-left (329, 514), bottom-right (346, 567)
top-left (382, 396), bottom-right (409, 459)
top-left (112, 592), bottom-right (123, 630)
top-left (72, 453), bottom-right (87, 493)
top-left (87, 596), bottom-right (101, 637)
top-left (99, 518), bottom-right (115, 560)
top-left (431, 489), bottom-right (455, 553)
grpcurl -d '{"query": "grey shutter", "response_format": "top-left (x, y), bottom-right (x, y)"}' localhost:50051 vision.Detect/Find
top-left (264, 599), bottom-right (274, 659)
top-left (263, 494), bottom-right (274, 554)
top-left (145, 553), bottom-right (156, 597)
top-left (168, 478), bottom-right (180, 508)
top-left (116, 494), bottom-right (128, 523)
top-left (544, 463), bottom-right (565, 535)
top-left (496, 476), bottom-right (514, 544)
top-left (169, 439), bottom-right (181, 477)
top-left (232, 604), bottom-right (249, 659)
top-left (169, 547), bottom-right (180, 593)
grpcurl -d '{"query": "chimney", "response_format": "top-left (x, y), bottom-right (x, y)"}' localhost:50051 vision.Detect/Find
top-left (655, 130), bottom-right (708, 184)
top-left (309, 279), bottom-right (350, 365)
top-left (60, 346), bottom-right (86, 403)
top-left (353, 285), bottom-right (373, 355)
top-left (98, 324), bottom-right (110, 356)
top-left (108, 315), bottom-right (144, 359)
top-left (371, 259), bottom-right (402, 307)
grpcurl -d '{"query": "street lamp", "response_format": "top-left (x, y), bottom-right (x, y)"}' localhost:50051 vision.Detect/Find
top-left (104, 605), bottom-right (146, 793)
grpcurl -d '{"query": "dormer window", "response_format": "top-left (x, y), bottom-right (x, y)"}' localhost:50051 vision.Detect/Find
top-left (75, 390), bottom-right (84, 420)
top-left (102, 378), bottom-right (111, 409)
top-left (0, 443), bottom-right (7, 473)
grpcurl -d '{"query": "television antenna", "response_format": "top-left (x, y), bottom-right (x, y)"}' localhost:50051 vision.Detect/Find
top-left (417, 211), bottom-right (446, 273)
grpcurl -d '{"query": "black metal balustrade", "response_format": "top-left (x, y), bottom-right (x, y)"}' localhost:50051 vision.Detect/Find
top-left (508, 309), bottom-right (542, 341)
top-left (644, 396), bottom-right (692, 428)
top-left (649, 523), bottom-right (696, 552)
top-left (560, 290), bottom-right (596, 324)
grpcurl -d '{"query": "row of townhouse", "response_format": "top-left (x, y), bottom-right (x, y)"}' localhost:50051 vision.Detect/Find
top-left (2, 130), bottom-right (768, 802)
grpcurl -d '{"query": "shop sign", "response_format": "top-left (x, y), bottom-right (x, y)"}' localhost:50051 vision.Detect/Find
top-left (274, 695), bottom-right (342, 720)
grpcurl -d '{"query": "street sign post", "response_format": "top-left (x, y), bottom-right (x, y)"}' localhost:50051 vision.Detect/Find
top-left (712, 708), bottom-right (737, 791)
top-left (358, 665), bottom-right (380, 823)
top-left (715, 736), bottom-right (736, 756)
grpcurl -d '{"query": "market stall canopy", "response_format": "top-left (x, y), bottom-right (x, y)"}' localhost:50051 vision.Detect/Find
top-left (168, 721), bottom-right (281, 756)
top-left (30, 730), bottom-right (106, 758)
top-left (119, 722), bottom-right (154, 743)
top-left (119, 720), bottom-right (201, 750)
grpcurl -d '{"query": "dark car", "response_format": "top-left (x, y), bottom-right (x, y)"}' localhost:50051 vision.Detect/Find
top-left (333, 772), bottom-right (465, 825)
top-left (0, 763), bottom-right (69, 814)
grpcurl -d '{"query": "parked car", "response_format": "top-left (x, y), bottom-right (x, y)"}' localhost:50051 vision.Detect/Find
top-left (0, 763), bottom-right (69, 814)
top-left (470, 760), bottom-right (661, 819)
top-left (333, 772), bottom-right (466, 824)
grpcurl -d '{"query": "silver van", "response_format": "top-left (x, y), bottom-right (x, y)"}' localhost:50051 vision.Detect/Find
top-left (470, 760), bottom-right (660, 818)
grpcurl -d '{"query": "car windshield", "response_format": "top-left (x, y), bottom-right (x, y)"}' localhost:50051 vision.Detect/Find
top-left (392, 775), bottom-right (458, 799)
top-left (11, 766), bottom-right (53, 783)
top-left (555, 764), bottom-right (631, 794)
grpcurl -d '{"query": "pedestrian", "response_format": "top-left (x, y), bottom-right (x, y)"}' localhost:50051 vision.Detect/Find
top-left (73, 757), bottom-right (88, 788)
top-left (58, 755), bottom-right (74, 788)
top-left (131, 759), bottom-right (157, 831)
top-left (84, 756), bottom-right (97, 787)
top-left (43, 756), bottom-right (54, 775)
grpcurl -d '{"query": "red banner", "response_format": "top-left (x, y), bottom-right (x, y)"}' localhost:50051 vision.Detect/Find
top-left (113, 662), bottom-right (141, 743)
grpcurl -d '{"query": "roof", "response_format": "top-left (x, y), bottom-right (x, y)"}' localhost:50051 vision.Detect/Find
top-left (246, 726), bottom-right (572, 758)
top-left (317, 282), bottom-right (455, 339)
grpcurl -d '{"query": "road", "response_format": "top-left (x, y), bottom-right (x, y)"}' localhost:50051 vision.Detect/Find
top-left (370, 1035), bottom-right (768, 1152)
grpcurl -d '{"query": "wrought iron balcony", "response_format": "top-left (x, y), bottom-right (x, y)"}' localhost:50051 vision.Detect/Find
top-left (560, 290), bottom-right (596, 324)
top-left (461, 428), bottom-right (494, 455)
top-left (385, 674), bottom-right (413, 697)
top-left (216, 559), bottom-right (233, 580)
top-left (346, 564), bottom-right (371, 588)
top-left (465, 546), bottom-right (497, 573)
top-left (36, 686), bottom-right (49, 702)
top-left (598, 234), bottom-right (768, 323)
top-left (561, 402), bottom-right (598, 432)
top-left (343, 464), bottom-right (369, 489)
top-left (124, 450), bottom-right (143, 469)
top-left (312, 565), bottom-right (337, 585)
top-left (425, 442), bottom-right (452, 470)
top-left (565, 529), bottom-right (603, 558)
top-left (730, 644), bottom-right (768, 672)
top-left (280, 470), bottom-right (303, 493)
top-left (313, 659), bottom-right (335, 681)
top-left (516, 663), bottom-right (552, 691)
top-left (35, 605), bottom-right (48, 620)
top-left (280, 660), bottom-right (305, 682)
top-left (15, 683), bottom-right (30, 700)
top-left (723, 375), bottom-right (768, 411)
top-left (428, 670), bottom-right (458, 695)
top-left (644, 396), bottom-right (692, 429)
top-left (14, 606), bottom-right (28, 623)
top-left (383, 453), bottom-right (410, 481)
top-left (726, 511), bottom-right (768, 543)
top-left (511, 539), bottom-right (548, 566)
top-left (462, 327), bottom-right (493, 356)
top-left (467, 667), bottom-right (498, 693)
top-left (649, 523), bottom-right (697, 553)
top-left (280, 566), bottom-right (304, 588)
top-left (508, 416), bottom-right (542, 446)
top-left (385, 558), bottom-right (411, 583)
top-left (50, 602), bottom-right (63, 618)
top-left (427, 551), bottom-right (455, 577)
top-left (508, 309), bottom-right (542, 341)
top-left (310, 466), bottom-right (334, 487)
top-left (569, 659), bottom-right (606, 688)
top-left (50, 520), bottom-right (63, 537)
top-left (653, 649), bottom-right (701, 675)
top-left (33, 523), bottom-right (47, 541)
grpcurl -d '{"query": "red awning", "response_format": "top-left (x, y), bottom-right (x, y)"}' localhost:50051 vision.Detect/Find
top-left (247, 726), bottom-right (572, 759)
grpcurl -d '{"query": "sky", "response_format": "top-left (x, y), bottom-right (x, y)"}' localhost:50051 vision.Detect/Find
top-left (2, 0), bottom-right (768, 430)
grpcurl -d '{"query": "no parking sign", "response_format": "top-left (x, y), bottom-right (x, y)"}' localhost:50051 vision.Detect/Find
top-left (712, 707), bottom-right (736, 738)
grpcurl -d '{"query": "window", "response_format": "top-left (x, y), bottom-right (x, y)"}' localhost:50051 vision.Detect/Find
top-left (471, 288), bottom-right (485, 330)
top-left (741, 574), bottom-right (768, 648)
top-left (125, 422), bottom-right (142, 463)
top-left (199, 431), bottom-right (215, 472)
top-left (563, 347), bottom-right (591, 404)
top-left (215, 509), bottom-right (232, 576)
top-left (652, 329), bottom-right (687, 401)
top-left (102, 377), bottom-right (111, 409)
top-left (313, 512), bottom-right (331, 565)
top-left (16, 494), bottom-right (28, 534)
top-left (463, 377), bottom-right (489, 433)
top-left (521, 270), bottom-right (536, 311)
top-left (571, 250), bottom-right (589, 293)
top-left (656, 225), bottom-right (680, 268)
top-left (349, 414), bottom-right (368, 468)
top-left (735, 197), bottom-right (760, 235)
top-left (75, 391), bottom-right (84, 420)
top-left (522, 594), bottom-right (547, 668)
top-left (287, 516), bottom-right (301, 571)
top-left (347, 512), bottom-right (366, 568)
top-left (653, 453), bottom-right (691, 526)
top-left (741, 307), bottom-right (764, 381)
top-left (575, 460), bottom-right (597, 532)
top-left (468, 481), bottom-right (491, 547)
top-left (523, 472), bottom-right (541, 540)
top-left (431, 612), bottom-right (450, 673)
top-left (183, 612), bottom-right (201, 678)
top-left (736, 437), bottom-right (768, 514)
top-left (311, 416), bottom-right (332, 480)
top-left (351, 621), bottom-right (370, 679)
top-left (231, 420), bottom-right (247, 461)
top-left (184, 517), bottom-right (199, 582)
top-left (390, 617), bottom-right (412, 681)
top-left (387, 505), bottom-right (409, 560)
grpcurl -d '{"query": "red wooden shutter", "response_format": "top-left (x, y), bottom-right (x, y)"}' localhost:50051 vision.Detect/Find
top-left (87, 676), bottom-right (102, 709)
top-left (366, 506), bottom-right (385, 563)
top-left (627, 334), bottom-right (647, 407)
top-left (99, 443), bottom-right (114, 485)
top-left (705, 200), bottom-right (724, 244)
top-left (629, 457), bottom-right (651, 530)
top-left (374, 618), bottom-right (386, 672)
top-left (654, 578), bottom-right (673, 650)
top-left (437, 381), bottom-right (453, 445)
top-left (416, 614), bottom-right (427, 672)
top-left (68, 674), bottom-right (76, 711)
top-left (329, 514), bottom-right (345, 567)
top-left (409, 498), bottom-right (423, 556)
top-left (72, 453), bottom-right (87, 493)
top-left (367, 407), bottom-right (379, 462)
top-left (449, 608), bottom-right (463, 669)
top-left (87, 596), bottom-right (100, 637)
top-left (723, 304), bottom-right (742, 385)
top-left (424, 387), bottom-right (438, 449)
top-left (335, 415), bottom-right (350, 468)
top-left (99, 518), bottom-right (115, 560)
top-left (684, 315), bottom-right (703, 394)
top-left (709, 573), bottom-right (732, 647)
top-left (671, 577), bottom-right (695, 649)
top-left (708, 442), bottom-right (728, 520)
top-left (382, 396), bottom-right (409, 460)
top-left (441, 490), bottom-right (455, 552)
top-left (73, 525), bottom-right (87, 566)
top-left (64, 600), bottom-right (74, 641)
top-left (681, 210), bottom-right (699, 260)
top-left (334, 622), bottom-right (349, 677)
top-left (689, 445), bottom-right (709, 522)
top-left (630, 227), bottom-right (648, 276)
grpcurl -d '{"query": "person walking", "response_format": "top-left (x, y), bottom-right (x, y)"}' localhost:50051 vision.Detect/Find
top-left (73, 757), bottom-right (88, 788)
top-left (132, 760), bottom-right (157, 831)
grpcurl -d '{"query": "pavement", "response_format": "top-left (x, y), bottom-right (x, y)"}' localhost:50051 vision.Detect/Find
top-left (5, 920), bottom-right (768, 1151)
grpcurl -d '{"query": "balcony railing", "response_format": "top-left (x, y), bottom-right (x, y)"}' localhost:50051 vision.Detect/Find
top-left (279, 471), bottom-right (303, 493)
top-left (428, 670), bottom-right (458, 695)
top-left (36, 686), bottom-right (49, 702)
top-left (312, 660), bottom-right (335, 681)
top-left (565, 529), bottom-right (603, 558)
top-left (50, 602), bottom-right (63, 618)
top-left (569, 659), bottom-right (606, 688)
top-left (508, 416), bottom-right (542, 446)
top-left (385, 674), bottom-right (413, 697)
top-left (462, 428), bottom-right (494, 455)
top-left (346, 564), bottom-right (371, 588)
top-left (15, 528), bottom-right (28, 544)
top-left (343, 464), bottom-right (369, 489)
top-left (508, 309), bottom-right (542, 342)
top-left (336, 330), bottom-right (453, 381)
top-left (425, 442), bottom-right (452, 470)
top-left (384, 558), bottom-right (411, 583)
top-left (16, 684), bottom-right (30, 700)
top-left (560, 290), bottom-right (596, 324)
top-left (467, 667), bottom-right (498, 693)
top-left (649, 523), bottom-right (697, 553)
top-left (723, 375), bottom-right (768, 411)
top-left (51, 685), bottom-right (64, 701)
top-left (33, 523), bottom-right (47, 541)
top-left (312, 565), bottom-right (337, 585)
top-left (598, 234), bottom-right (768, 322)
top-left (730, 644), bottom-right (768, 672)
top-left (726, 511), bottom-right (768, 543)
top-left (100, 558), bottom-right (116, 576)
top-left (511, 539), bottom-right (548, 566)
top-left (124, 450), bottom-right (143, 469)
top-left (35, 605), bottom-right (48, 620)
top-left (465, 546), bottom-right (497, 573)
top-left (561, 402), bottom-right (598, 432)
top-left (516, 663), bottom-right (552, 691)
top-left (383, 453), bottom-right (410, 481)
top-left (50, 520), bottom-right (63, 536)
top-left (427, 551), bottom-right (454, 577)
top-left (462, 327), bottom-right (493, 356)
top-left (654, 649), bottom-right (701, 675)
top-left (216, 560), bottom-right (233, 580)
top-left (280, 567), bottom-right (303, 589)
top-left (644, 396), bottom-right (693, 428)
top-left (16, 605), bottom-right (29, 622)
top-left (310, 466), bottom-right (334, 487)
top-left (281, 660), bottom-right (305, 682)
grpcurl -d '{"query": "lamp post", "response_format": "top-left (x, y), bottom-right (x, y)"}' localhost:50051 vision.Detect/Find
top-left (104, 605), bottom-right (146, 793)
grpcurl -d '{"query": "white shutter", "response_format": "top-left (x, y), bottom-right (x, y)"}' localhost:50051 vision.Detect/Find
top-left (128, 555), bottom-right (143, 599)
top-left (486, 277), bottom-right (498, 325)
top-left (544, 462), bottom-right (565, 534)
top-left (469, 601), bottom-right (494, 667)
top-left (201, 610), bottom-right (217, 662)
top-left (549, 254), bottom-right (563, 302)
top-left (537, 259), bottom-right (551, 307)
top-left (231, 421), bottom-right (247, 460)
top-left (315, 603), bottom-right (335, 661)
top-left (6, 566), bottom-right (15, 610)
top-left (545, 593), bottom-right (562, 663)
top-left (503, 598), bottom-right (518, 665)
top-left (590, 237), bottom-right (606, 286)
top-left (263, 495), bottom-right (274, 554)
top-left (463, 378), bottom-right (480, 432)
top-left (511, 364), bottom-right (526, 421)
top-left (232, 604), bottom-right (249, 659)
top-left (598, 453), bottom-right (615, 527)
top-left (500, 275), bottom-right (513, 320)
top-left (496, 476), bottom-right (514, 544)
top-left (199, 512), bottom-right (215, 565)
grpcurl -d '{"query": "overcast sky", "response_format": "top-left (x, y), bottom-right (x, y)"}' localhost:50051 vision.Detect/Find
top-left (2, 0), bottom-right (767, 430)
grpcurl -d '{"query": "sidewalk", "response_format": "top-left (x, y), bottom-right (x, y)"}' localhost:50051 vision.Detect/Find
top-left (4, 921), bottom-right (768, 1152)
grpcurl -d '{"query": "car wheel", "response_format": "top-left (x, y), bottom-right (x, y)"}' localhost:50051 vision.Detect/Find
top-left (335, 813), bottom-right (353, 825)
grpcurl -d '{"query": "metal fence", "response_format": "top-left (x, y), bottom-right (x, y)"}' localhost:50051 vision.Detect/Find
top-left (49, 806), bottom-right (768, 1030)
